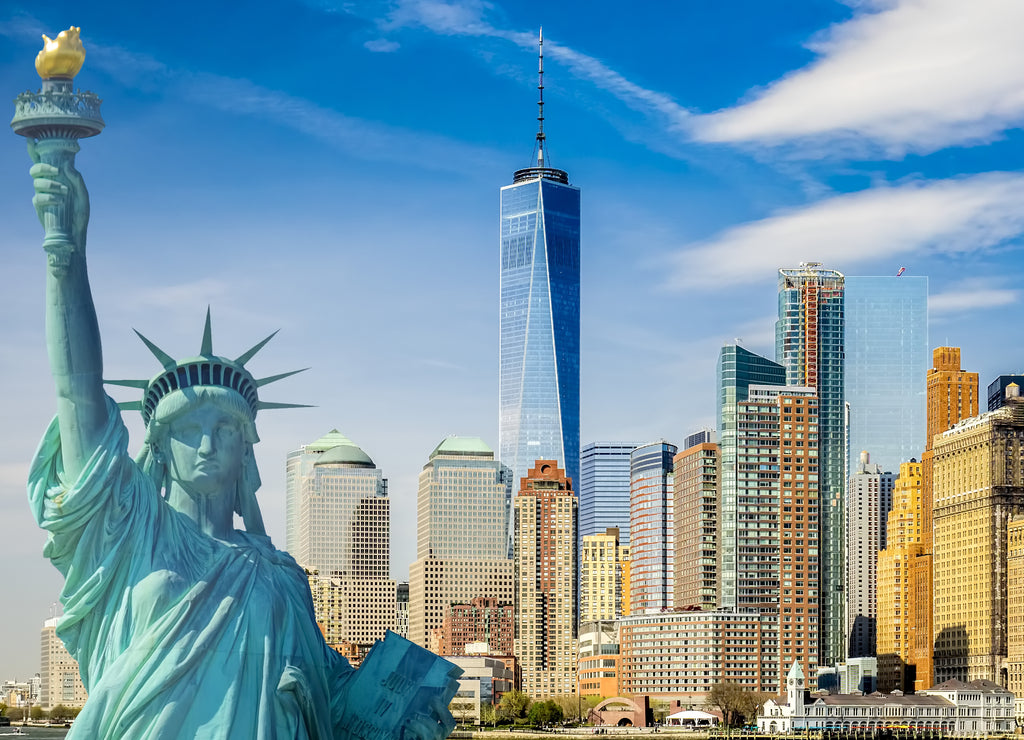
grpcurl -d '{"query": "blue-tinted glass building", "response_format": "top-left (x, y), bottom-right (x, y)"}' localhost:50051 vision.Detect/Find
top-left (579, 442), bottom-right (638, 552)
top-left (844, 276), bottom-right (928, 475)
top-left (499, 164), bottom-right (580, 498)
top-left (777, 263), bottom-right (846, 664)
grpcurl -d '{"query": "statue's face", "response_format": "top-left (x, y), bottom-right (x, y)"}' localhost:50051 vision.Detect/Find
top-left (165, 401), bottom-right (244, 496)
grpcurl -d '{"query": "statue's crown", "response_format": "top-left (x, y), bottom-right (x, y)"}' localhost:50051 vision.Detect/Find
top-left (106, 310), bottom-right (309, 426)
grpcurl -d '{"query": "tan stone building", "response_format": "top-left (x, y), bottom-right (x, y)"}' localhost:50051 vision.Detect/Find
top-left (579, 527), bottom-right (630, 622)
top-left (876, 460), bottom-right (923, 691)
top-left (307, 572), bottom-right (396, 663)
top-left (514, 460), bottom-right (578, 696)
top-left (909, 347), bottom-right (978, 689)
top-left (933, 393), bottom-right (1024, 683)
top-left (408, 437), bottom-right (513, 648)
top-left (672, 441), bottom-right (719, 610)
top-left (40, 618), bottom-right (87, 711)
top-left (1006, 515), bottom-right (1024, 713)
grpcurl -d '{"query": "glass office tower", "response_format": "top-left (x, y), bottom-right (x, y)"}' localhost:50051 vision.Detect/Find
top-left (499, 165), bottom-right (581, 497)
top-left (844, 276), bottom-right (928, 475)
top-left (777, 263), bottom-right (846, 664)
top-left (717, 345), bottom-right (787, 609)
top-left (578, 442), bottom-right (638, 551)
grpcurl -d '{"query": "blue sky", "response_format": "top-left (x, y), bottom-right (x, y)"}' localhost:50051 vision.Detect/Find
top-left (2, 0), bottom-right (1023, 680)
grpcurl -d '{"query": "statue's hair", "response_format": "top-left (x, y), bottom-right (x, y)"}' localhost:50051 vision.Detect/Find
top-left (136, 386), bottom-right (266, 536)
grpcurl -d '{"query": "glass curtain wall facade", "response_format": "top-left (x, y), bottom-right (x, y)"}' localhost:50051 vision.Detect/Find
top-left (499, 169), bottom-right (581, 508)
top-left (629, 441), bottom-right (677, 614)
top-left (717, 345), bottom-right (787, 609)
top-left (777, 263), bottom-right (846, 664)
top-left (578, 442), bottom-right (638, 553)
top-left (845, 276), bottom-right (928, 475)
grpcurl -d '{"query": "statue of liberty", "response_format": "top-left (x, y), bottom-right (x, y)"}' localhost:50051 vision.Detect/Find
top-left (16, 28), bottom-right (459, 739)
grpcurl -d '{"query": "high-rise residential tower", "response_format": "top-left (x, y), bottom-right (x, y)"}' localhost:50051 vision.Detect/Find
top-left (578, 443), bottom-right (638, 552)
top-left (672, 437), bottom-right (719, 611)
top-left (776, 262), bottom-right (846, 664)
top-left (845, 451), bottom-right (895, 659)
top-left (844, 275), bottom-right (928, 474)
top-left (717, 345), bottom-right (787, 610)
top-left (514, 460), bottom-right (578, 696)
top-left (629, 441), bottom-right (677, 615)
top-left (408, 437), bottom-right (513, 649)
top-left (499, 33), bottom-right (581, 500)
top-left (579, 527), bottom-right (630, 622)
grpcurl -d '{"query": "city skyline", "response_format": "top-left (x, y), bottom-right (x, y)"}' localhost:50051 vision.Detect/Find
top-left (2, 1), bottom-right (1024, 682)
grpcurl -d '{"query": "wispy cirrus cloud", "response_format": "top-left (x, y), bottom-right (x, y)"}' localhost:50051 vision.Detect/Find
top-left (930, 279), bottom-right (1020, 315)
top-left (363, 0), bottom-right (693, 126)
top-left (1, 13), bottom-right (501, 175)
top-left (693, 0), bottom-right (1024, 155)
top-left (345, 0), bottom-right (1024, 159)
top-left (667, 172), bottom-right (1024, 290)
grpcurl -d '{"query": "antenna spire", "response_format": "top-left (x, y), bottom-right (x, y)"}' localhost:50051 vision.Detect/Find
top-left (536, 27), bottom-right (545, 167)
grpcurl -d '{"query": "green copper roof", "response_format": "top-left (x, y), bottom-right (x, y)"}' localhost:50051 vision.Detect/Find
top-left (429, 436), bottom-right (494, 460)
top-left (305, 429), bottom-right (355, 453)
top-left (314, 441), bottom-right (375, 468)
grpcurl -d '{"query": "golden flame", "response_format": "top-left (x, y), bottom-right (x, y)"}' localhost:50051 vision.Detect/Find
top-left (35, 27), bottom-right (86, 79)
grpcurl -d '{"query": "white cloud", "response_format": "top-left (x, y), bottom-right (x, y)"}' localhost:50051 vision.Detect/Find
top-left (693, 0), bottom-right (1024, 155)
top-left (667, 172), bottom-right (1024, 289)
top-left (364, 38), bottom-right (400, 53)
top-left (930, 279), bottom-right (1020, 315)
top-left (373, 0), bottom-right (692, 125)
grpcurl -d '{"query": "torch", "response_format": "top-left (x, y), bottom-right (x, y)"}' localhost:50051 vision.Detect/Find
top-left (11, 27), bottom-right (104, 272)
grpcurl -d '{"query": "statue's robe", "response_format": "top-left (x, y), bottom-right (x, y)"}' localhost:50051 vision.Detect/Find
top-left (29, 397), bottom-right (353, 739)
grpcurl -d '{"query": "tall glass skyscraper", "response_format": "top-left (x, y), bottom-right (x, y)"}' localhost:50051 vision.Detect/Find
top-left (578, 442), bottom-right (638, 550)
top-left (498, 154), bottom-right (580, 493)
top-left (777, 263), bottom-right (846, 664)
top-left (844, 276), bottom-right (928, 475)
top-left (629, 441), bottom-right (677, 614)
top-left (716, 345), bottom-right (787, 609)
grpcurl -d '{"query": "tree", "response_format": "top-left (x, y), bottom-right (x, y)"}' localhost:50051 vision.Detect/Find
top-left (527, 700), bottom-right (563, 726)
top-left (50, 704), bottom-right (70, 721)
top-left (0, 702), bottom-right (6, 717)
top-left (705, 682), bottom-right (771, 729)
top-left (480, 702), bottom-right (496, 726)
top-left (497, 689), bottom-right (531, 723)
top-left (30, 706), bottom-right (45, 721)
top-left (705, 682), bottom-right (746, 727)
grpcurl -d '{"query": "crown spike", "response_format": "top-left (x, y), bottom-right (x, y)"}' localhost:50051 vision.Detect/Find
top-left (134, 330), bottom-right (176, 370)
top-left (256, 368), bottom-right (309, 387)
top-left (200, 307), bottom-right (214, 356)
top-left (105, 379), bottom-right (149, 389)
top-left (236, 330), bottom-right (280, 366)
top-left (257, 401), bottom-right (315, 411)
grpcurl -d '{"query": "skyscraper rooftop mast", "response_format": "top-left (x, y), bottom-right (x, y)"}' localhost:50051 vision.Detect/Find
top-left (514, 28), bottom-right (569, 185)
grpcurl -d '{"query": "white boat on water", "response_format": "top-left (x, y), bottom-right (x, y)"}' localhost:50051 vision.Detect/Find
top-left (0, 729), bottom-right (27, 736)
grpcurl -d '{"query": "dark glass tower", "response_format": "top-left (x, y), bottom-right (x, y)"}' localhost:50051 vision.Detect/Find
top-left (499, 31), bottom-right (581, 504)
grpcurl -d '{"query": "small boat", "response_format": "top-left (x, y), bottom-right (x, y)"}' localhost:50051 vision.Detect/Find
top-left (0, 729), bottom-right (27, 736)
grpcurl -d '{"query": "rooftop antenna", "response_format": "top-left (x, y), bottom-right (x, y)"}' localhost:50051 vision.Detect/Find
top-left (536, 27), bottom-right (545, 167)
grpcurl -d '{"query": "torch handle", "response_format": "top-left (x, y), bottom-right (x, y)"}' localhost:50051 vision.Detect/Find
top-left (33, 137), bottom-right (81, 272)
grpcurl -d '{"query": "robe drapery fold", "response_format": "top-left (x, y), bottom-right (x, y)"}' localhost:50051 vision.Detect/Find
top-left (29, 396), bottom-right (354, 738)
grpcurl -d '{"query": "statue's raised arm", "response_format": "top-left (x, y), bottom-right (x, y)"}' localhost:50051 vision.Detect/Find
top-left (30, 142), bottom-right (107, 482)
top-left (14, 27), bottom-right (107, 482)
